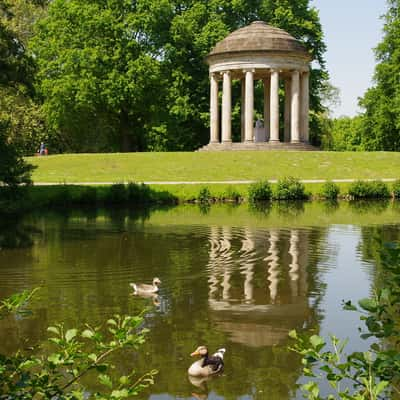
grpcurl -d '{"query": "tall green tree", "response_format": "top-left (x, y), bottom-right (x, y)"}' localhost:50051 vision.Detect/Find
top-left (0, 0), bottom-right (47, 154)
top-left (32, 0), bottom-right (164, 152)
top-left (358, 0), bottom-right (400, 151)
top-left (33, 0), bottom-right (328, 152)
top-left (0, 1), bottom-right (35, 187)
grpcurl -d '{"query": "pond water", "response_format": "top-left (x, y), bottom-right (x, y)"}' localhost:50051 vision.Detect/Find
top-left (1, 201), bottom-right (400, 399)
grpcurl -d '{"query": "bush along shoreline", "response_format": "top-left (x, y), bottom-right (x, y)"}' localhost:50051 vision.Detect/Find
top-left (2, 178), bottom-right (400, 214)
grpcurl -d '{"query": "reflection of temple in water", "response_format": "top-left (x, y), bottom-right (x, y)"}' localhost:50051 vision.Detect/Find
top-left (207, 226), bottom-right (313, 347)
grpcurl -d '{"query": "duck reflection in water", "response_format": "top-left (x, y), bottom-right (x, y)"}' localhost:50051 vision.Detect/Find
top-left (129, 287), bottom-right (160, 307)
top-left (188, 375), bottom-right (210, 400)
top-left (133, 292), bottom-right (160, 306)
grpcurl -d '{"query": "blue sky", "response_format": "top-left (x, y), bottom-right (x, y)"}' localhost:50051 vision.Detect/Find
top-left (311, 0), bottom-right (387, 117)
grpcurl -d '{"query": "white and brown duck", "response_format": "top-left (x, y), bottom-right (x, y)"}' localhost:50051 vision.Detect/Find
top-left (188, 346), bottom-right (226, 377)
top-left (130, 277), bottom-right (161, 295)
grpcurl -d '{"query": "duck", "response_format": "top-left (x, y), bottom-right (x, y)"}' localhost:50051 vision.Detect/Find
top-left (129, 277), bottom-right (161, 294)
top-left (188, 346), bottom-right (226, 377)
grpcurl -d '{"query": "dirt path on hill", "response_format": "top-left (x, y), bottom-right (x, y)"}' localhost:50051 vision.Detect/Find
top-left (33, 178), bottom-right (398, 185)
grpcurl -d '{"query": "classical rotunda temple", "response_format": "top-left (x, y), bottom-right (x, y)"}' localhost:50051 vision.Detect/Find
top-left (199, 21), bottom-right (316, 151)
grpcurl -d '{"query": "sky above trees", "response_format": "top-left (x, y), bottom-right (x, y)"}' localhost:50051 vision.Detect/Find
top-left (312, 0), bottom-right (387, 117)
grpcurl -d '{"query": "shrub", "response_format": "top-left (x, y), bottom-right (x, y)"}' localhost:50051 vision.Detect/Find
top-left (248, 180), bottom-right (272, 203)
top-left (274, 177), bottom-right (307, 200)
top-left (348, 180), bottom-right (390, 199)
top-left (370, 180), bottom-right (390, 198)
top-left (320, 181), bottom-right (340, 200)
top-left (197, 187), bottom-right (212, 203)
top-left (223, 186), bottom-right (242, 202)
top-left (393, 180), bottom-right (400, 198)
top-left (105, 183), bottom-right (128, 204)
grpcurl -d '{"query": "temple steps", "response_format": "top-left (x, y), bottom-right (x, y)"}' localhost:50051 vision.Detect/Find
top-left (197, 142), bottom-right (319, 152)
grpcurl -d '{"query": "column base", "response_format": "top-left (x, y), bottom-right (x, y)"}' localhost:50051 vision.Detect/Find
top-left (222, 140), bottom-right (232, 143)
top-left (291, 140), bottom-right (300, 144)
top-left (269, 139), bottom-right (280, 143)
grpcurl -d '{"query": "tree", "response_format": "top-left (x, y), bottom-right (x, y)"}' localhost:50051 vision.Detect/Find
top-left (32, 0), bottom-right (329, 152)
top-left (0, 1), bottom-right (35, 187)
top-left (0, 0), bottom-right (48, 154)
top-left (358, 0), bottom-right (400, 151)
top-left (0, 120), bottom-right (34, 188)
top-left (32, 0), bottom-right (164, 152)
top-left (321, 115), bottom-right (363, 151)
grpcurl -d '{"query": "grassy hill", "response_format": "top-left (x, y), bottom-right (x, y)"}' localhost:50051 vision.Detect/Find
top-left (28, 151), bottom-right (400, 183)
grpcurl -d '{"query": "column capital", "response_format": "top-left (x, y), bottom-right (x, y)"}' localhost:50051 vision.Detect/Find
top-left (220, 70), bottom-right (231, 77)
top-left (242, 68), bottom-right (255, 74)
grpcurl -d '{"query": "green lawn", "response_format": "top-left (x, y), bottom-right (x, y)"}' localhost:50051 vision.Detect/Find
top-left (28, 151), bottom-right (400, 183)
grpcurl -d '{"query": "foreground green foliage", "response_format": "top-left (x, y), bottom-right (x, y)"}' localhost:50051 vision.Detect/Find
top-left (290, 242), bottom-right (400, 399)
top-left (0, 289), bottom-right (157, 399)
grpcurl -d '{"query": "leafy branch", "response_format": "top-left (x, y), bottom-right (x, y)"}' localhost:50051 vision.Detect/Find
top-left (289, 242), bottom-right (400, 400)
top-left (0, 290), bottom-right (157, 399)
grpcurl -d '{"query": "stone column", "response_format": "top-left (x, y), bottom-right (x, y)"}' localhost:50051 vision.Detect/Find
top-left (244, 70), bottom-right (254, 142)
top-left (284, 78), bottom-right (291, 142)
top-left (210, 73), bottom-right (219, 143)
top-left (270, 69), bottom-right (280, 142)
top-left (267, 230), bottom-right (280, 302)
top-left (291, 70), bottom-right (300, 143)
top-left (222, 71), bottom-right (232, 143)
top-left (301, 71), bottom-right (310, 143)
top-left (241, 78), bottom-right (245, 142)
top-left (289, 230), bottom-right (299, 297)
top-left (263, 77), bottom-right (270, 141)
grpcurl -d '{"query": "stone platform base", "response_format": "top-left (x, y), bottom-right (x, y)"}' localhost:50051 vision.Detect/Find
top-left (198, 142), bottom-right (319, 151)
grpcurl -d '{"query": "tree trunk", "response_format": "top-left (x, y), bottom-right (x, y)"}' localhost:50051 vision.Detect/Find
top-left (120, 111), bottom-right (131, 152)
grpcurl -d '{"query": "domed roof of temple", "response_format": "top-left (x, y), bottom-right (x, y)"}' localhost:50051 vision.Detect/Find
top-left (207, 21), bottom-right (310, 59)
